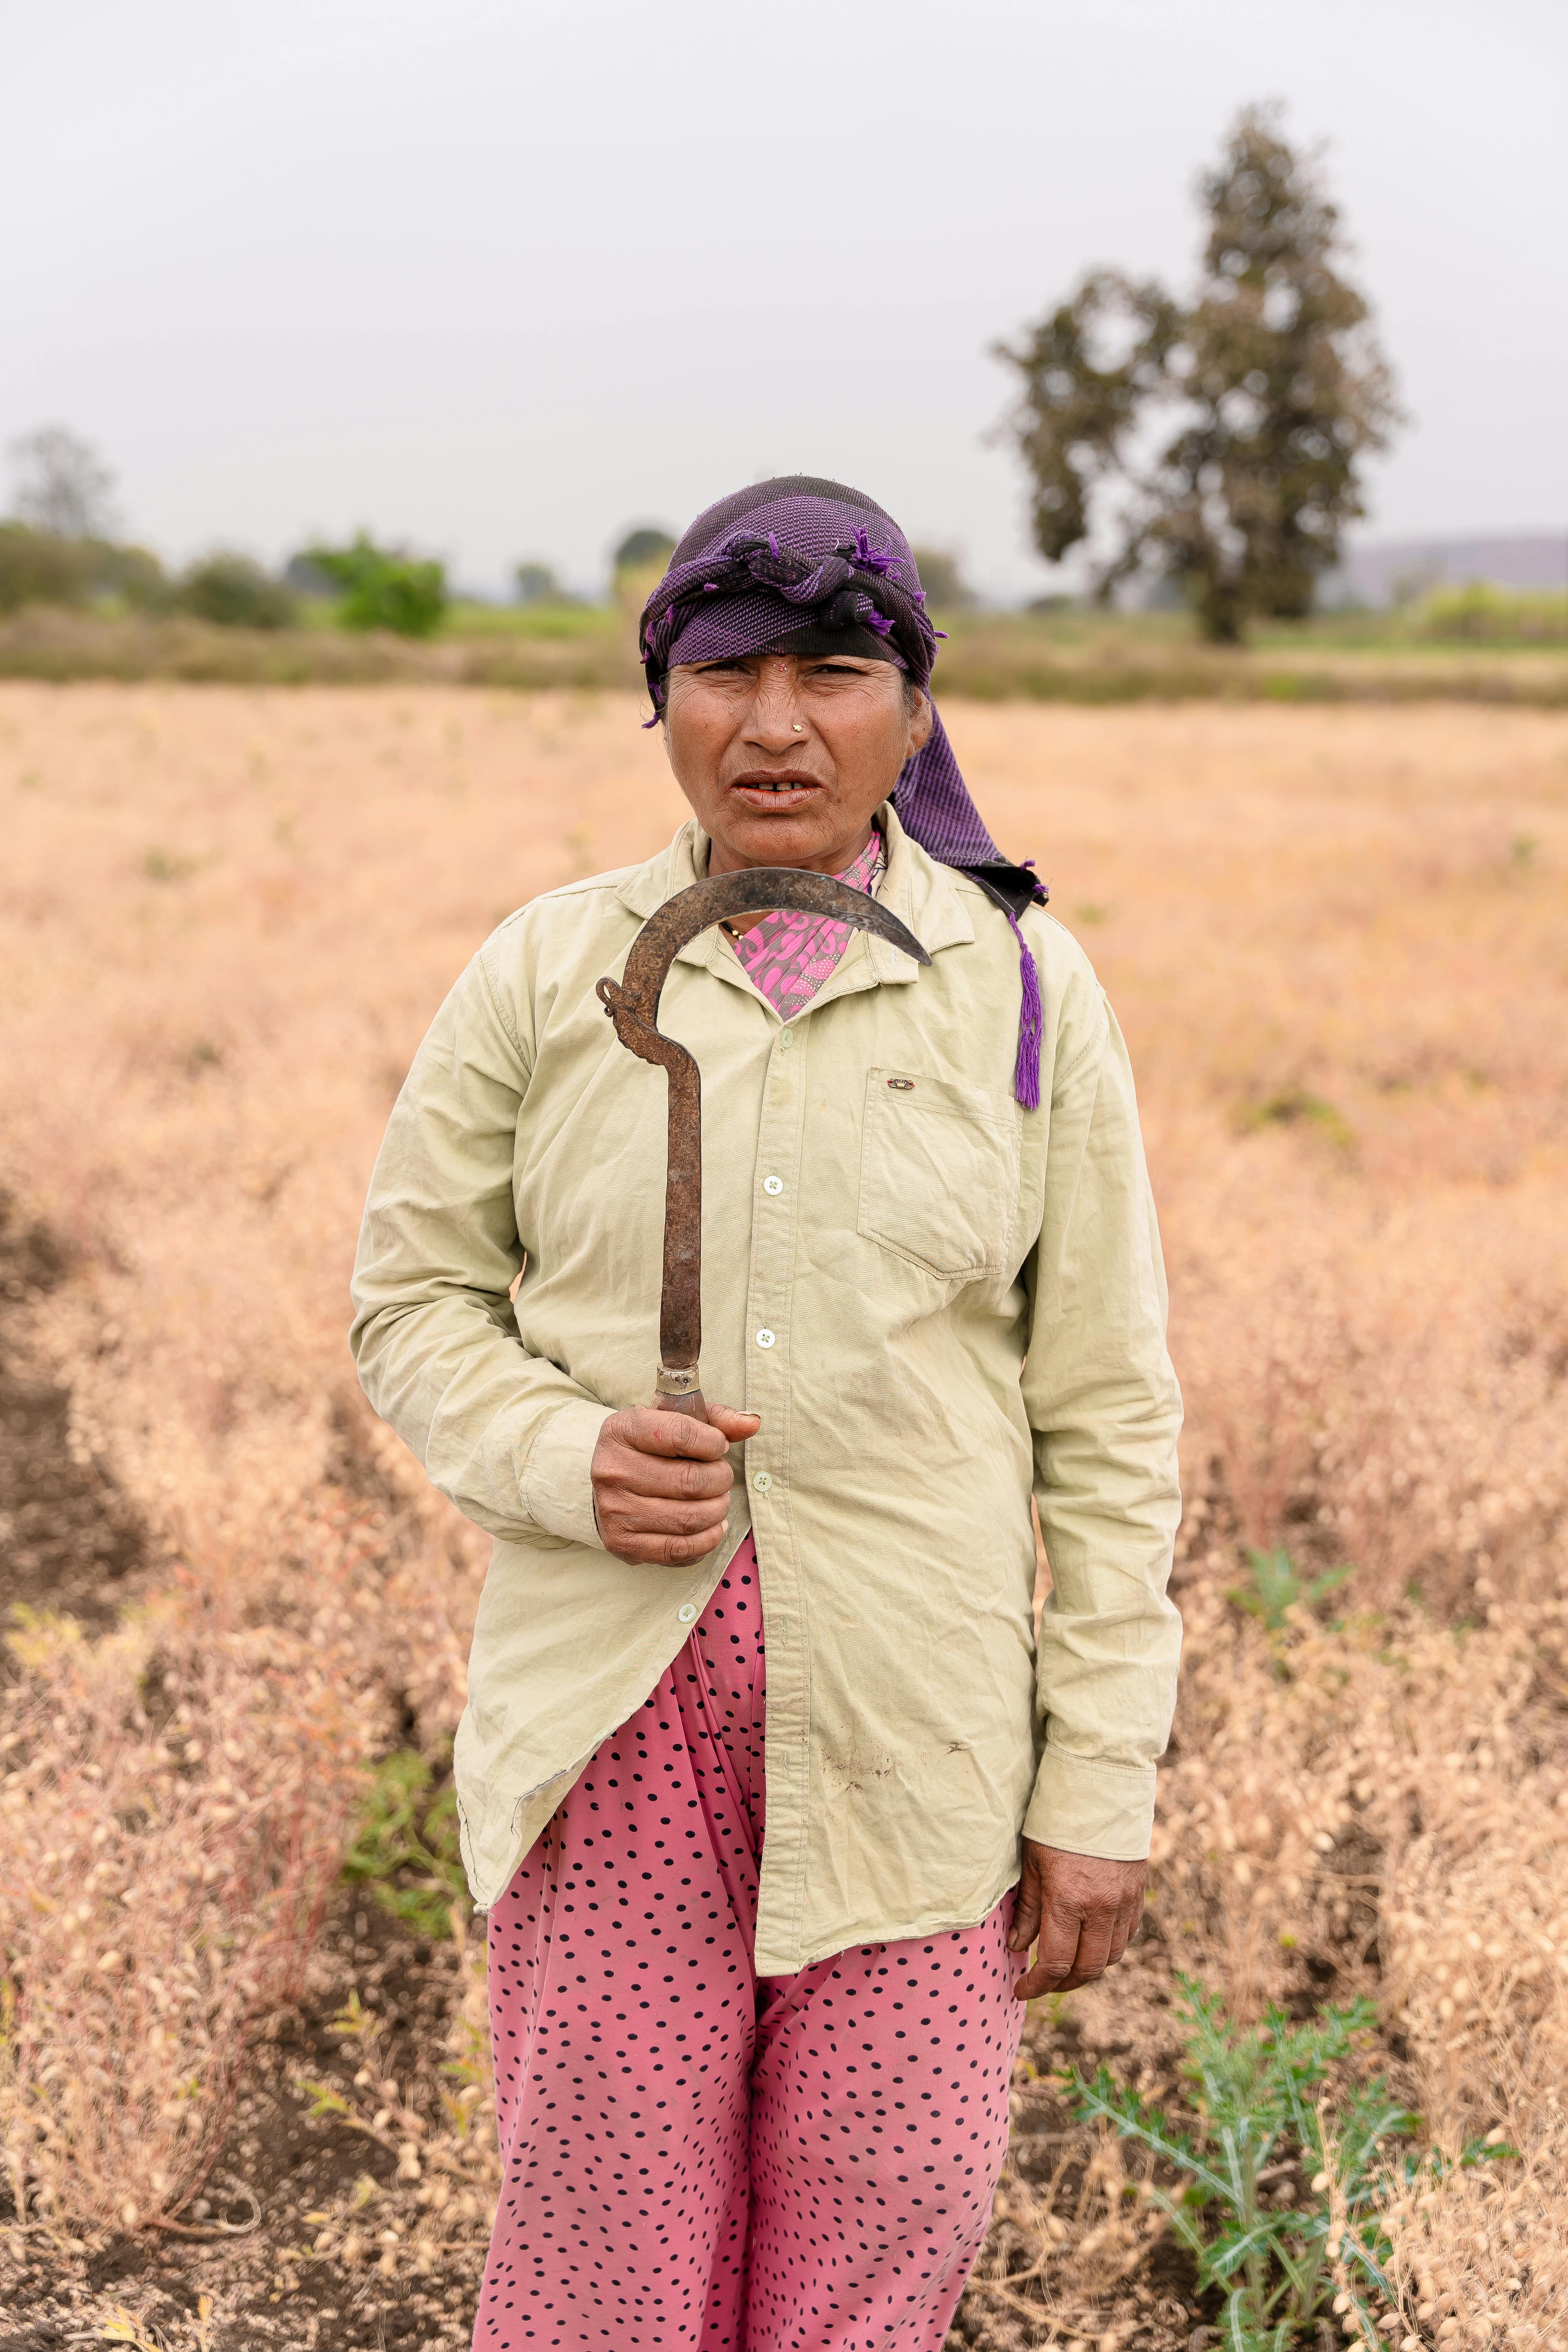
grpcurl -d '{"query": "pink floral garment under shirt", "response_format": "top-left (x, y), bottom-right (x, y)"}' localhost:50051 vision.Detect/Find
top-left (724, 828), bottom-right (885, 1018)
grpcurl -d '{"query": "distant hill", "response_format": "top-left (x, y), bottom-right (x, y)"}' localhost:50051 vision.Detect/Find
top-left (1326, 533), bottom-right (1568, 607)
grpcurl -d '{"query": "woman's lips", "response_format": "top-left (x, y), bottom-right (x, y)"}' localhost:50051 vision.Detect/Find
top-left (728, 772), bottom-right (823, 813)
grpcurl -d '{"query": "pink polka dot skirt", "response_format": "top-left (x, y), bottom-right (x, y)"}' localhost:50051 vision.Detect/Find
top-left (476, 1537), bottom-right (1024, 2350)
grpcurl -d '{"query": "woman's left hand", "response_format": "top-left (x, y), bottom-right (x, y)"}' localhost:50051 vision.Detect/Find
top-left (1006, 1840), bottom-right (1147, 1999)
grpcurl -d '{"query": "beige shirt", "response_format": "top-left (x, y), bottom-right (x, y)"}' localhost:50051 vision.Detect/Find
top-left (350, 807), bottom-right (1182, 1974)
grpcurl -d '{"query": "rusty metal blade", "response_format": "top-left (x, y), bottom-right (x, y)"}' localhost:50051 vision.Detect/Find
top-left (609, 866), bottom-right (928, 1033)
top-left (595, 868), bottom-right (928, 1409)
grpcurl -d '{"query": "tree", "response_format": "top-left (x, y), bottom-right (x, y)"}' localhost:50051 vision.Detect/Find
top-left (909, 546), bottom-right (976, 612)
top-left (613, 526), bottom-right (675, 575)
top-left (996, 108), bottom-right (1400, 641)
top-left (7, 426), bottom-right (119, 541)
top-left (100, 543), bottom-right (173, 613)
top-left (0, 523), bottom-right (96, 612)
top-left (179, 551), bottom-right (296, 629)
top-left (514, 561), bottom-right (561, 606)
top-left (303, 534), bottom-right (446, 638)
top-left (0, 524), bottom-right (171, 615)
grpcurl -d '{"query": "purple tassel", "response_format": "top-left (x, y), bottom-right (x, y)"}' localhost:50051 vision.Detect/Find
top-left (846, 525), bottom-right (898, 576)
top-left (1004, 909), bottom-right (1043, 1111)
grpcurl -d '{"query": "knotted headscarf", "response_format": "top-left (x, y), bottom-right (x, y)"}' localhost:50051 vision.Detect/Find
top-left (639, 475), bottom-right (1047, 1108)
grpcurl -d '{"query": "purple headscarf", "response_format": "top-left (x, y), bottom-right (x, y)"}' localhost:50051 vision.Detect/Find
top-left (639, 476), bottom-right (1047, 1109)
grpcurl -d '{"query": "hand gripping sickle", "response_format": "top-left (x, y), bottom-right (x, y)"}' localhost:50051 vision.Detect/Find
top-left (597, 868), bottom-right (929, 1423)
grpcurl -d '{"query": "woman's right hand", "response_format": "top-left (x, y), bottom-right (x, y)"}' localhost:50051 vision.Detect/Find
top-left (590, 1405), bottom-right (760, 1566)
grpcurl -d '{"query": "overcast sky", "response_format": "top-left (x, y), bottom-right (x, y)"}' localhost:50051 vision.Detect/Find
top-left (3, 0), bottom-right (1563, 598)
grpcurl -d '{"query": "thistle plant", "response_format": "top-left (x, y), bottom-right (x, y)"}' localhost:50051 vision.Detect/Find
top-left (1067, 1978), bottom-right (1407, 2347)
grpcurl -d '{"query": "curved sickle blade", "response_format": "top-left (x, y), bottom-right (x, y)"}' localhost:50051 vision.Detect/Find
top-left (595, 868), bottom-right (929, 1418)
top-left (607, 867), bottom-right (929, 1032)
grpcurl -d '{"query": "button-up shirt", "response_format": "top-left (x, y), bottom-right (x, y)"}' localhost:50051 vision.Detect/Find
top-left (349, 806), bottom-right (1182, 1974)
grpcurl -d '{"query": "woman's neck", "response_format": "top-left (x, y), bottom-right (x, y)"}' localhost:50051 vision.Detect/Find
top-left (702, 820), bottom-right (879, 930)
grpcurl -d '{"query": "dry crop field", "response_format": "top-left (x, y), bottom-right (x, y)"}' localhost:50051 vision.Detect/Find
top-left (1, 685), bottom-right (1566, 2351)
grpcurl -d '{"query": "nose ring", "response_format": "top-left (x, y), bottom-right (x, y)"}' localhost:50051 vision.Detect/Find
top-left (791, 722), bottom-right (804, 733)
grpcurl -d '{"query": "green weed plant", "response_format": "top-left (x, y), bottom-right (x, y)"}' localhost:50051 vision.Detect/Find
top-left (1228, 1546), bottom-right (1352, 1638)
top-left (341, 1747), bottom-right (468, 1936)
top-left (1416, 583), bottom-right (1568, 647)
top-left (1239, 1089), bottom-right (1355, 1151)
top-left (1067, 1977), bottom-right (1508, 2348)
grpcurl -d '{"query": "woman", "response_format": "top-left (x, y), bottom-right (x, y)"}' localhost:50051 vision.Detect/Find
top-left (350, 476), bottom-right (1182, 2351)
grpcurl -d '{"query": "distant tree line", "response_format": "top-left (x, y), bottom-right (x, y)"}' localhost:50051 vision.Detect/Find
top-left (0, 429), bottom-right (586, 639)
top-left (3, 118), bottom-right (1397, 655)
top-left (0, 432), bottom-right (461, 636)
top-left (31, 200), bottom-right (1418, 662)
top-left (0, 432), bottom-right (993, 644)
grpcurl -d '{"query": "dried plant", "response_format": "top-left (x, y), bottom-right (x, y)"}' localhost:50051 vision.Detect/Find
top-left (0, 1500), bottom-right (390, 2229)
top-left (288, 1908), bottom-right (499, 2288)
top-left (1, 686), bottom-right (1565, 2336)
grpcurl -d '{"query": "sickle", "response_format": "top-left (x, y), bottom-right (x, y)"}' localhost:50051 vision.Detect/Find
top-left (596, 867), bottom-right (930, 1421)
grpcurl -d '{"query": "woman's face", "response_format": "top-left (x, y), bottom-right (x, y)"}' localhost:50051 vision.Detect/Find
top-left (662, 651), bottom-right (932, 877)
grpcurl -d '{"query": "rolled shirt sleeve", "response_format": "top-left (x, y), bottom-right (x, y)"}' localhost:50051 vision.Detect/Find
top-left (1021, 985), bottom-right (1183, 1861)
top-left (349, 939), bottom-right (611, 1549)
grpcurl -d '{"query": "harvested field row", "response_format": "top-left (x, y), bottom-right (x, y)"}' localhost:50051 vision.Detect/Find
top-left (2, 689), bottom-right (1566, 2348)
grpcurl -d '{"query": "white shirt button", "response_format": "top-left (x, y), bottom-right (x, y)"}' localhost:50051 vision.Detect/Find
top-left (763, 1175), bottom-right (783, 1196)
top-left (753, 1470), bottom-right (773, 1493)
top-left (755, 1328), bottom-right (776, 1349)
top-left (777, 1029), bottom-right (795, 1051)
top-left (677, 1603), bottom-right (697, 1624)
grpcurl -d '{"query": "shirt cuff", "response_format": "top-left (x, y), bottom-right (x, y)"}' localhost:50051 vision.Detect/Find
top-left (521, 1399), bottom-right (613, 1550)
top-left (1022, 1742), bottom-right (1157, 1862)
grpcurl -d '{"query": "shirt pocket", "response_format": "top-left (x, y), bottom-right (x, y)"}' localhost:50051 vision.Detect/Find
top-left (857, 1067), bottom-right (1022, 1280)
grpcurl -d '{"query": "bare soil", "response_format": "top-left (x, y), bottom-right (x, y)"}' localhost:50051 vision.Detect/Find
top-left (0, 1201), bottom-right (142, 1639)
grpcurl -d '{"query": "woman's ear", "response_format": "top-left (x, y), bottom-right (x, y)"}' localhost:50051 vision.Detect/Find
top-left (906, 688), bottom-right (934, 758)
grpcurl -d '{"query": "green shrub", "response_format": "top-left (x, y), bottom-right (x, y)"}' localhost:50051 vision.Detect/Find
top-left (341, 1748), bottom-right (468, 1937)
top-left (910, 545), bottom-right (976, 611)
top-left (1240, 1089), bottom-right (1355, 1151)
top-left (178, 550), bottom-right (296, 629)
top-left (1067, 1976), bottom-right (1507, 2348)
top-left (0, 527), bottom-right (178, 616)
top-left (613, 526), bottom-right (675, 574)
top-left (1228, 1545), bottom-right (1352, 1637)
top-left (613, 528), bottom-right (677, 621)
top-left (0, 522), bottom-right (95, 613)
top-left (305, 533), bottom-right (447, 638)
top-left (514, 560), bottom-right (561, 606)
top-left (0, 524), bottom-right (180, 615)
top-left (98, 541), bottom-right (174, 613)
top-left (1416, 583), bottom-right (1568, 645)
